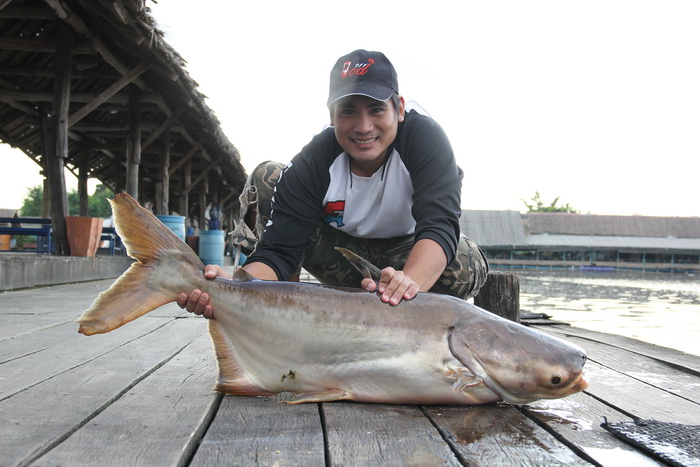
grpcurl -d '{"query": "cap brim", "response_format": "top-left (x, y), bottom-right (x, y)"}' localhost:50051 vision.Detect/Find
top-left (327, 83), bottom-right (396, 107)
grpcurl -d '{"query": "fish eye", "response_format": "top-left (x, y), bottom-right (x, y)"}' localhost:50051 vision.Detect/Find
top-left (551, 375), bottom-right (562, 385)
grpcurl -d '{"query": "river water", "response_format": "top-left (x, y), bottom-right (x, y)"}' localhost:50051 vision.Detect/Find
top-left (512, 268), bottom-right (700, 357)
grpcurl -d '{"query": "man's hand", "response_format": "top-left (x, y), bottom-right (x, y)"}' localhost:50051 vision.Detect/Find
top-left (362, 267), bottom-right (420, 306)
top-left (177, 264), bottom-right (230, 319)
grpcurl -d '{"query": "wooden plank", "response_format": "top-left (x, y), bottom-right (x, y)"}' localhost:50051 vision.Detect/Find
top-left (191, 394), bottom-right (326, 465)
top-left (0, 280), bottom-right (187, 340)
top-left (541, 325), bottom-right (700, 375)
top-left (580, 360), bottom-right (700, 424)
top-left (549, 334), bottom-right (700, 402)
top-left (323, 403), bottom-right (461, 466)
top-left (522, 392), bottom-right (664, 466)
top-left (423, 404), bottom-right (590, 466)
top-left (35, 334), bottom-right (221, 466)
top-left (0, 316), bottom-right (173, 400)
top-left (0, 281), bottom-right (115, 339)
top-left (0, 318), bottom-right (206, 466)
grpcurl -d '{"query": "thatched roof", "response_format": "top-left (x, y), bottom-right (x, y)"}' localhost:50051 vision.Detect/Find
top-left (0, 0), bottom-right (246, 213)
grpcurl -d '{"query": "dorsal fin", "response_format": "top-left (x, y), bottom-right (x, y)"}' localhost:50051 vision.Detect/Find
top-left (232, 267), bottom-right (256, 282)
top-left (335, 247), bottom-right (382, 282)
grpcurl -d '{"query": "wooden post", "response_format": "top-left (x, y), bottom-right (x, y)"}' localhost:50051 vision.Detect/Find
top-left (474, 272), bottom-right (520, 323)
top-left (126, 88), bottom-right (141, 200)
top-left (179, 158), bottom-right (191, 220)
top-left (78, 141), bottom-right (90, 217)
top-left (45, 20), bottom-right (74, 256)
top-left (156, 128), bottom-right (170, 215)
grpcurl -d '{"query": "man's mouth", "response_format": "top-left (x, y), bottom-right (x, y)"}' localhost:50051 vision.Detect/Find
top-left (352, 136), bottom-right (378, 145)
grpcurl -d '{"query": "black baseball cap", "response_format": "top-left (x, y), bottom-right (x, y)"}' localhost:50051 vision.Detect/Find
top-left (327, 49), bottom-right (399, 107)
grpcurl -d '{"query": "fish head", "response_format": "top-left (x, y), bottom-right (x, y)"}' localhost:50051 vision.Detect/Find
top-left (449, 314), bottom-right (588, 405)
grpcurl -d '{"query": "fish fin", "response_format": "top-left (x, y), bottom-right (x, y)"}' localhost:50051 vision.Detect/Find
top-left (77, 193), bottom-right (205, 335)
top-left (286, 389), bottom-right (351, 404)
top-left (335, 247), bottom-right (382, 282)
top-left (232, 267), bottom-right (256, 282)
top-left (77, 263), bottom-right (172, 335)
top-left (446, 363), bottom-right (483, 392)
top-left (209, 320), bottom-right (276, 396)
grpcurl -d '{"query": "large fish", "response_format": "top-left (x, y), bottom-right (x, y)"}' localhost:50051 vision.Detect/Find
top-left (77, 193), bottom-right (588, 405)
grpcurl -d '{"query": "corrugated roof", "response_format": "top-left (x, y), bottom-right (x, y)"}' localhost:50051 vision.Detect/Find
top-left (524, 234), bottom-right (700, 251)
top-left (460, 211), bottom-right (527, 246)
top-left (525, 213), bottom-right (700, 238)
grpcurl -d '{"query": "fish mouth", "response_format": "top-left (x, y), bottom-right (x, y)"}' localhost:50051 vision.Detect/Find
top-left (569, 374), bottom-right (589, 393)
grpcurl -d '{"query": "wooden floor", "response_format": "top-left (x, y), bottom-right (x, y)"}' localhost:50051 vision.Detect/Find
top-left (2, 279), bottom-right (699, 466)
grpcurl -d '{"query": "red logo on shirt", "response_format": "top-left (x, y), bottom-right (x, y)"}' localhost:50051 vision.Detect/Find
top-left (322, 200), bottom-right (345, 227)
top-left (341, 59), bottom-right (375, 79)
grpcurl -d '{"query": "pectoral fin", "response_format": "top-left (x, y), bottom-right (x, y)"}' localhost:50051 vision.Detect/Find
top-left (446, 363), bottom-right (483, 392)
top-left (286, 389), bottom-right (351, 404)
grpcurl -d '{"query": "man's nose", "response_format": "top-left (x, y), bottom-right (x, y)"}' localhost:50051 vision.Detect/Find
top-left (354, 112), bottom-right (373, 133)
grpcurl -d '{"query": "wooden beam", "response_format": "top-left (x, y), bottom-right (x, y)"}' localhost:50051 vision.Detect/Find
top-left (168, 142), bottom-right (201, 177)
top-left (0, 90), bottom-right (161, 104)
top-left (68, 62), bottom-right (149, 127)
top-left (0, 37), bottom-right (95, 54)
top-left (182, 155), bottom-right (224, 195)
top-left (141, 107), bottom-right (185, 151)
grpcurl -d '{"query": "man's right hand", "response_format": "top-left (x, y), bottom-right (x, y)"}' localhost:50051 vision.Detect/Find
top-left (177, 264), bottom-right (230, 319)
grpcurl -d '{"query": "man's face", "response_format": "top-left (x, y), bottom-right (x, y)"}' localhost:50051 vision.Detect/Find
top-left (330, 94), bottom-right (405, 176)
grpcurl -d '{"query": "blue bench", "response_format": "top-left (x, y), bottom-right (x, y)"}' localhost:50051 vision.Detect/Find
top-left (100, 227), bottom-right (126, 256)
top-left (0, 218), bottom-right (125, 256)
top-left (0, 218), bottom-right (53, 253)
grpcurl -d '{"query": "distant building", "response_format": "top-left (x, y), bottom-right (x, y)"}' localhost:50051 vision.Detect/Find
top-left (460, 211), bottom-right (700, 272)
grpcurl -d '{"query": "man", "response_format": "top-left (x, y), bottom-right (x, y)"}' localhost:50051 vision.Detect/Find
top-left (179, 49), bottom-right (488, 318)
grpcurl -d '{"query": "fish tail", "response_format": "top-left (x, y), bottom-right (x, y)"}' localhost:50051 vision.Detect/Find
top-left (335, 247), bottom-right (382, 282)
top-left (77, 193), bottom-right (204, 335)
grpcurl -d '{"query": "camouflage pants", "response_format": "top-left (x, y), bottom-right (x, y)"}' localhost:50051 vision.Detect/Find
top-left (231, 161), bottom-right (489, 299)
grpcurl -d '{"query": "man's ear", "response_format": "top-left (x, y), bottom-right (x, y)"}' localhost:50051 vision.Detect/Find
top-left (398, 95), bottom-right (406, 122)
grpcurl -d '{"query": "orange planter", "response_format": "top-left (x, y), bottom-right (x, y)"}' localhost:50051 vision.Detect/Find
top-left (66, 216), bottom-right (104, 257)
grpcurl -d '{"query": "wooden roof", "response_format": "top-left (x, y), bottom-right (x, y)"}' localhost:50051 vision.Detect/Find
top-left (0, 0), bottom-right (246, 214)
top-left (525, 212), bottom-right (700, 239)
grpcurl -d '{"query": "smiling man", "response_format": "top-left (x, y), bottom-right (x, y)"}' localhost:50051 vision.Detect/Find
top-left (179, 49), bottom-right (488, 316)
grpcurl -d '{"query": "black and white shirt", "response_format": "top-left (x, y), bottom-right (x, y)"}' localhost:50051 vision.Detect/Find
top-left (249, 109), bottom-right (464, 281)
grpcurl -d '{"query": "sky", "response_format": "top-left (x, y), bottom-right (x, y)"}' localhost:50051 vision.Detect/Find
top-left (2, 0), bottom-right (699, 217)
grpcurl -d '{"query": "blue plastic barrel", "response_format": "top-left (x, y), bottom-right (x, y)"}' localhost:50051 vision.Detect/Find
top-left (199, 230), bottom-right (225, 266)
top-left (156, 215), bottom-right (186, 241)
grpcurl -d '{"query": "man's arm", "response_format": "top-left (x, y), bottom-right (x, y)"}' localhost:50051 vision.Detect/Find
top-left (362, 238), bottom-right (447, 305)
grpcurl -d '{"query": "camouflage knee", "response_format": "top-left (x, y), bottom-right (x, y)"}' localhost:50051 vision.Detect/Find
top-left (230, 161), bottom-right (284, 254)
top-left (431, 236), bottom-right (489, 300)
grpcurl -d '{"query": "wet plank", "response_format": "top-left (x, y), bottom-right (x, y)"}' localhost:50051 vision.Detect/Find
top-left (579, 359), bottom-right (700, 424)
top-left (0, 319), bottom-right (206, 466)
top-left (522, 392), bottom-right (663, 466)
top-left (191, 394), bottom-right (326, 466)
top-left (35, 333), bottom-right (220, 466)
top-left (423, 404), bottom-right (590, 466)
top-left (323, 403), bottom-right (461, 466)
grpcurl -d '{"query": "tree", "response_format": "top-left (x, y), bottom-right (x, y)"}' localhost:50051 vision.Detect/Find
top-left (20, 184), bottom-right (114, 217)
top-left (520, 191), bottom-right (578, 213)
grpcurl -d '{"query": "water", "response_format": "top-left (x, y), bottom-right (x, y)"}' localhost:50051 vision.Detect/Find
top-left (513, 268), bottom-right (700, 357)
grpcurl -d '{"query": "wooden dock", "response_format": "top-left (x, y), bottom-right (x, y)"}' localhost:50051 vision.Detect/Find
top-left (2, 279), bottom-right (699, 466)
